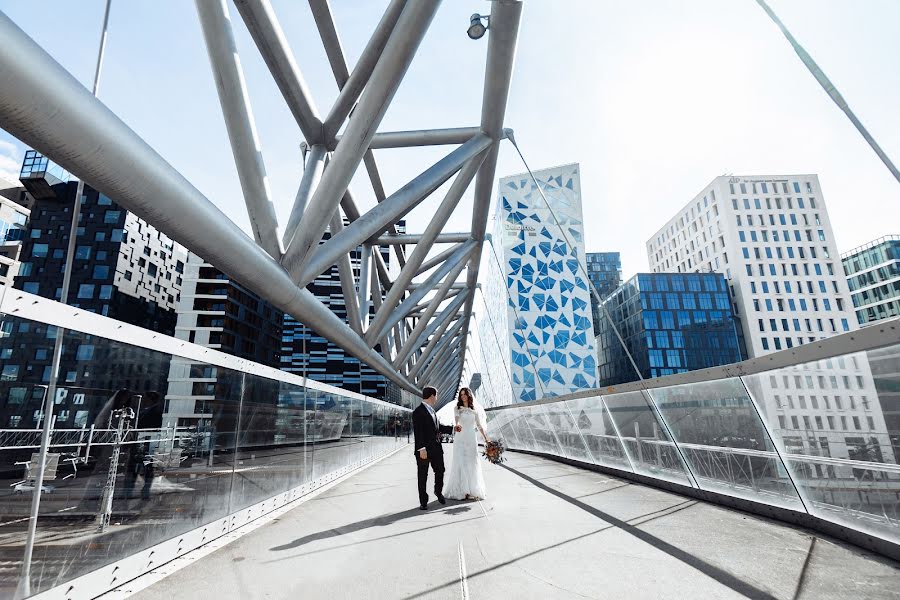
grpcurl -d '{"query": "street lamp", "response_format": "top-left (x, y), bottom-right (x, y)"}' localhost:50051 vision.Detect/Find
top-left (467, 14), bottom-right (489, 40)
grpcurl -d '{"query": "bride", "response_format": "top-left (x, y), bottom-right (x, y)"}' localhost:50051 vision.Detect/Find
top-left (443, 387), bottom-right (490, 501)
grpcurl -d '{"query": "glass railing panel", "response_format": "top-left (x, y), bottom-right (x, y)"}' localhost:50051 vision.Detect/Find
top-left (538, 402), bottom-right (578, 460)
top-left (648, 379), bottom-right (803, 509)
top-left (229, 374), bottom-right (310, 512)
top-left (485, 407), bottom-right (521, 449)
top-left (0, 317), bottom-right (242, 596)
top-left (310, 391), bottom-right (351, 480)
top-left (602, 390), bottom-right (692, 486)
top-left (566, 395), bottom-right (633, 472)
top-left (742, 345), bottom-right (900, 541)
top-left (521, 405), bottom-right (559, 456)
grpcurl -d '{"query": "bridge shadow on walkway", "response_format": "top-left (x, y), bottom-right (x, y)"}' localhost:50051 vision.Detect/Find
top-left (132, 447), bottom-right (900, 600)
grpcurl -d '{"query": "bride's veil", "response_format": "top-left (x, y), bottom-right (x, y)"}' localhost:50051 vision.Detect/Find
top-left (471, 394), bottom-right (488, 434)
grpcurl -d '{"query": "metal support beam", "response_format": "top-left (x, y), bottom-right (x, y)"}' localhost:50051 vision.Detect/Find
top-left (290, 135), bottom-right (490, 287)
top-left (330, 210), bottom-right (363, 334)
top-left (414, 321), bottom-right (463, 380)
top-left (409, 282), bottom-right (469, 290)
top-left (416, 242), bottom-right (465, 276)
top-left (358, 243), bottom-right (372, 329)
top-left (408, 315), bottom-right (464, 379)
top-left (284, 0), bottom-right (441, 275)
top-left (322, 0), bottom-right (407, 143)
top-left (233, 0), bottom-right (323, 144)
top-left (399, 293), bottom-right (466, 369)
top-left (460, 0), bottom-right (523, 370)
top-left (367, 240), bottom-right (475, 345)
top-left (0, 13), bottom-right (419, 393)
top-left (283, 144), bottom-right (326, 248)
top-left (374, 232), bottom-right (471, 245)
top-left (197, 0), bottom-right (282, 259)
top-left (365, 152), bottom-right (485, 343)
top-left (334, 126), bottom-right (494, 150)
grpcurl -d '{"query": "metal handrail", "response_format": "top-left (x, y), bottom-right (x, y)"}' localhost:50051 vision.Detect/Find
top-left (486, 316), bottom-right (900, 411)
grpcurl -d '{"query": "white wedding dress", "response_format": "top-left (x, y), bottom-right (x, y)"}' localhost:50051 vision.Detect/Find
top-left (443, 407), bottom-right (487, 500)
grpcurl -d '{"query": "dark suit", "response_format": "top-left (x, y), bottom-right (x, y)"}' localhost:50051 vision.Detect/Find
top-left (413, 402), bottom-right (452, 506)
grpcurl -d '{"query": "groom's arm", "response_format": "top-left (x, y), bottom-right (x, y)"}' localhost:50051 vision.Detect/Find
top-left (412, 410), bottom-right (427, 454)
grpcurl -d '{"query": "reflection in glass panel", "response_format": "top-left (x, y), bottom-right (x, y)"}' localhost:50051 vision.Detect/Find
top-left (603, 391), bottom-right (692, 486)
top-left (648, 379), bottom-right (802, 509)
top-left (566, 396), bottom-right (632, 471)
top-left (743, 346), bottom-right (900, 541)
top-left (0, 311), bottom-right (410, 597)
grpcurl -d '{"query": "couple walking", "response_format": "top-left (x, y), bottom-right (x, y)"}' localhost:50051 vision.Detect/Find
top-left (412, 385), bottom-right (490, 510)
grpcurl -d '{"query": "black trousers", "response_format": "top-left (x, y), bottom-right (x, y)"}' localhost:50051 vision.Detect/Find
top-left (416, 448), bottom-right (445, 506)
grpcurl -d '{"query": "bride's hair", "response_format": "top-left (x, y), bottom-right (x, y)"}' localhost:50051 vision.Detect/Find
top-left (456, 387), bottom-right (474, 410)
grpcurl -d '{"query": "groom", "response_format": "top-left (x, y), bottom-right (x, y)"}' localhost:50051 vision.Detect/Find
top-left (413, 386), bottom-right (452, 510)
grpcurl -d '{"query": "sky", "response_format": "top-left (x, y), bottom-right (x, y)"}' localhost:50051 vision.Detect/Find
top-left (0, 0), bottom-right (898, 279)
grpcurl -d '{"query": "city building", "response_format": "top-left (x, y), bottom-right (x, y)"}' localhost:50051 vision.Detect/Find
top-left (0, 176), bottom-right (30, 287)
top-left (280, 221), bottom-right (401, 401)
top-left (495, 163), bottom-right (598, 402)
top-left (841, 235), bottom-right (900, 326)
top-left (647, 174), bottom-right (893, 466)
top-left (596, 272), bottom-right (743, 386)
top-left (164, 252), bottom-right (283, 434)
top-left (585, 251), bottom-right (622, 335)
top-left (0, 151), bottom-right (187, 431)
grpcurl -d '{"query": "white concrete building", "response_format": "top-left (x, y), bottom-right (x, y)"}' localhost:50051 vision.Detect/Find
top-left (0, 176), bottom-right (29, 288)
top-left (647, 175), bottom-right (894, 467)
top-left (495, 163), bottom-right (598, 402)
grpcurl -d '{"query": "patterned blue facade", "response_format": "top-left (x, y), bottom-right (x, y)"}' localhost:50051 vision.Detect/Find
top-left (498, 164), bottom-right (598, 402)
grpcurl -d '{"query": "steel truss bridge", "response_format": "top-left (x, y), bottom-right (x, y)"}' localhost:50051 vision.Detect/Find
top-left (0, 0), bottom-right (523, 408)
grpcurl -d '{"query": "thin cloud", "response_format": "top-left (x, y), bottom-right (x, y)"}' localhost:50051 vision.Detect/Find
top-left (0, 140), bottom-right (22, 185)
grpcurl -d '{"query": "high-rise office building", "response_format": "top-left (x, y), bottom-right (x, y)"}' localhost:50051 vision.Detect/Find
top-left (0, 176), bottom-right (30, 287)
top-left (279, 221), bottom-right (402, 401)
top-left (0, 152), bottom-right (187, 431)
top-left (496, 163), bottom-right (598, 402)
top-left (647, 174), bottom-right (893, 465)
top-left (841, 235), bottom-right (900, 326)
top-left (596, 273), bottom-right (742, 386)
top-left (164, 252), bottom-right (283, 432)
top-left (14, 151), bottom-right (186, 331)
top-left (585, 251), bottom-right (622, 335)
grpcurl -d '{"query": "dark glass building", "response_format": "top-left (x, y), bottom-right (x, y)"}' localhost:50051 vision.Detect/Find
top-left (585, 252), bottom-right (622, 335)
top-left (280, 222), bottom-right (404, 401)
top-left (0, 151), bottom-right (186, 433)
top-left (596, 272), bottom-right (743, 386)
top-left (841, 235), bottom-right (900, 326)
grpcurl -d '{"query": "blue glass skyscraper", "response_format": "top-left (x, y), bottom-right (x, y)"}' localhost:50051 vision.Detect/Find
top-left (596, 273), bottom-right (743, 386)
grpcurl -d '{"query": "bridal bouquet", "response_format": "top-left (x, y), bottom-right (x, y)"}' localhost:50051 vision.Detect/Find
top-left (482, 440), bottom-right (506, 464)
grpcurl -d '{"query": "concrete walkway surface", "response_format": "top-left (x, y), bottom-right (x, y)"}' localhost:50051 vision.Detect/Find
top-left (132, 446), bottom-right (900, 599)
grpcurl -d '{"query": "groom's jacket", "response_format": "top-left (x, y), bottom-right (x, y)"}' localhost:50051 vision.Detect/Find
top-left (412, 403), bottom-right (452, 455)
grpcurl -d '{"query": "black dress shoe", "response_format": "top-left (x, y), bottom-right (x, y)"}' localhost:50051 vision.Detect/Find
top-left (437, 494), bottom-right (446, 505)
top-left (419, 503), bottom-right (428, 511)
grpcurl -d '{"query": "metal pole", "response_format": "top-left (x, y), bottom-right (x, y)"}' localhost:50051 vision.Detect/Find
top-left (283, 144), bottom-right (326, 248)
top-left (15, 4), bottom-right (112, 596)
top-left (197, 0), bottom-right (282, 259)
top-left (374, 233), bottom-right (471, 245)
top-left (0, 13), bottom-right (419, 393)
top-left (289, 134), bottom-right (490, 288)
top-left (232, 0), bottom-right (323, 144)
top-left (322, 0), bottom-right (407, 142)
top-left (282, 0), bottom-right (442, 275)
top-left (755, 0), bottom-right (900, 185)
top-left (333, 127), bottom-right (498, 150)
top-left (368, 153), bottom-right (485, 340)
top-left (330, 209), bottom-right (363, 335)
